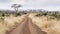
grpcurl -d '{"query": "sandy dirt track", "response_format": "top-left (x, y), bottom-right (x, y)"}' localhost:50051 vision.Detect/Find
top-left (7, 16), bottom-right (47, 34)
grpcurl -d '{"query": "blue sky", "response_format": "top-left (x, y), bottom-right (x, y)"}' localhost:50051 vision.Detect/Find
top-left (0, 0), bottom-right (60, 11)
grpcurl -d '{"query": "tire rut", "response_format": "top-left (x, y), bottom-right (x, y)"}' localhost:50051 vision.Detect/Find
top-left (7, 16), bottom-right (47, 34)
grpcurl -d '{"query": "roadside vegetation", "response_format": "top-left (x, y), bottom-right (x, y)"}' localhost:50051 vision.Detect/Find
top-left (35, 11), bottom-right (60, 20)
top-left (0, 10), bottom-right (60, 34)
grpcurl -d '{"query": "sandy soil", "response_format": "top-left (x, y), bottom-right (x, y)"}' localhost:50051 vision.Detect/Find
top-left (7, 16), bottom-right (47, 34)
top-left (0, 13), bottom-right (60, 34)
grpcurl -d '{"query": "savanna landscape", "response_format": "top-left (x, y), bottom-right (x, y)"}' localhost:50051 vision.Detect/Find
top-left (0, 0), bottom-right (60, 34)
top-left (0, 9), bottom-right (60, 34)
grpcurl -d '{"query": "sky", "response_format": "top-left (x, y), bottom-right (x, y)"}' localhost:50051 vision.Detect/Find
top-left (0, 0), bottom-right (60, 11)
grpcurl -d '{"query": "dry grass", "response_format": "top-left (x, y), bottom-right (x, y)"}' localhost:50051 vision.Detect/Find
top-left (29, 13), bottom-right (60, 34)
top-left (0, 15), bottom-right (26, 34)
top-left (0, 13), bottom-right (60, 34)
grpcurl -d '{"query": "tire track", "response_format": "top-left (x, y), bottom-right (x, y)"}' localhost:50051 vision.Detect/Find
top-left (7, 16), bottom-right (47, 34)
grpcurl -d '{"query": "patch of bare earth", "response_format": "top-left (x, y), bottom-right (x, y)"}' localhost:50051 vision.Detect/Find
top-left (7, 16), bottom-right (47, 34)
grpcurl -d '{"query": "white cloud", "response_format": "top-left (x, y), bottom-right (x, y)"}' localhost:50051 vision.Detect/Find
top-left (0, 0), bottom-right (60, 11)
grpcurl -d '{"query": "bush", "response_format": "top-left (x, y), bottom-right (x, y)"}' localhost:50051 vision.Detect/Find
top-left (0, 17), bottom-right (4, 23)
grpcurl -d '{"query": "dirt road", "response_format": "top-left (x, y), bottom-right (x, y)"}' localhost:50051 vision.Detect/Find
top-left (7, 16), bottom-right (47, 34)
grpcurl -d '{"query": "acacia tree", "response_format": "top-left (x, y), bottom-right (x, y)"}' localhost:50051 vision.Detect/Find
top-left (11, 4), bottom-right (22, 13)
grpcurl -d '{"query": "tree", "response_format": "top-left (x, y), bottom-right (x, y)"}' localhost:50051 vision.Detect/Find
top-left (11, 4), bottom-right (22, 13)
